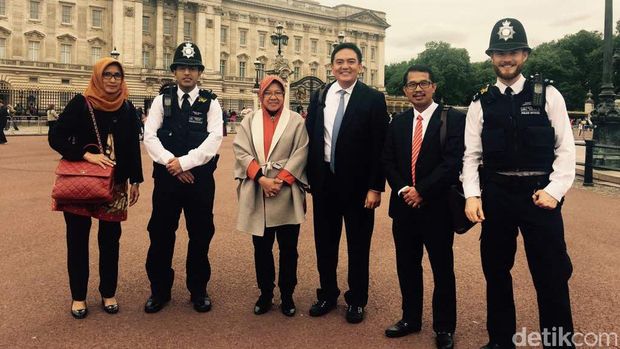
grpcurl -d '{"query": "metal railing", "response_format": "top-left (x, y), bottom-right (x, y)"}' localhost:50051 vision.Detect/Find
top-left (577, 140), bottom-right (620, 186)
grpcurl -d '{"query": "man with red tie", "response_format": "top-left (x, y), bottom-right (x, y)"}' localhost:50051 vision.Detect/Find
top-left (382, 65), bottom-right (465, 349)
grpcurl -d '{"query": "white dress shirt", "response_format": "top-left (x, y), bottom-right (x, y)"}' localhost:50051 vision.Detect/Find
top-left (143, 85), bottom-right (223, 172)
top-left (323, 80), bottom-right (357, 162)
top-left (462, 74), bottom-right (576, 201)
top-left (397, 102), bottom-right (439, 196)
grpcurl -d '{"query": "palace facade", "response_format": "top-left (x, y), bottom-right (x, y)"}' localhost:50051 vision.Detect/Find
top-left (0, 0), bottom-right (389, 110)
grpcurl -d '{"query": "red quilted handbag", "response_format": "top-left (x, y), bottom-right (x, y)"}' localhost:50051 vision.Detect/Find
top-left (51, 98), bottom-right (115, 204)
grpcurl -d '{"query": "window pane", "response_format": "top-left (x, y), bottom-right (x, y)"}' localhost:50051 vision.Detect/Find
top-left (28, 41), bottom-right (39, 61)
top-left (163, 19), bottom-right (171, 35)
top-left (221, 27), bottom-right (228, 43)
top-left (311, 68), bottom-right (317, 77)
top-left (0, 38), bottom-right (6, 59)
top-left (92, 9), bottom-right (102, 27)
top-left (184, 22), bottom-right (191, 40)
top-left (294, 67), bottom-right (300, 80)
top-left (62, 5), bottom-right (72, 24)
top-left (91, 47), bottom-right (101, 64)
top-left (239, 62), bottom-right (246, 77)
top-left (30, 1), bottom-right (40, 20)
top-left (60, 44), bottom-right (71, 64)
top-left (295, 38), bottom-right (301, 52)
top-left (143, 16), bottom-right (150, 33)
top-left (143, 51), bottom-right (150, 68)
top-left (220, 60), bottom-right (226, 75)
top-left (239, 30), bottom-right (247, 46)
top-left (0, 0), bottom-right (6, 16)
top-left (311, 40), bottom-right (317, 54)
top-left (259, 33), bottom-right (265, 48)
top-left (164, 51), bottom-right (172, 69)
top-left (371, 47), bottom-right (376, 61)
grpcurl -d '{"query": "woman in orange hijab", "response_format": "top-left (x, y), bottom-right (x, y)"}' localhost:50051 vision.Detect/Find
top-left (49, 58), bottom-right (143, 319)
top-left (233, 76), bottom-right (309, 316)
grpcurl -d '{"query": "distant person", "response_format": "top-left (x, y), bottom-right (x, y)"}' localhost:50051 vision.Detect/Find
top-left (48, 57), bottom-right (143, 319)
top-left (47, 104), bottom-right (59, 130)
top-left (0, 99), bottom-right (8, 144)
top-left (6, 104), bottom-right (18, 131)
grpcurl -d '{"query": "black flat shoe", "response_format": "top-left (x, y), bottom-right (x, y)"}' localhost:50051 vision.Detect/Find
top-left (101, 299), bottom-right (119, 314)
top-left (144, 296), bottom-right (170, 314)
top-left (281, 297), bottom-right (296, 317)
top-left (308, 300), bottom-right (336, 317)
top-left (192, 296), bottom-right (212, 313)
top-left (254, 295), bottom-right (272, 315)
top-left (345, 305), bottom-right (365, 324)
top-left (71, 302), bottom-right (88, 319)
top-left (435, 332), bottom-right (454, 349)
top-left (385, 319), bottom-right (421, 338)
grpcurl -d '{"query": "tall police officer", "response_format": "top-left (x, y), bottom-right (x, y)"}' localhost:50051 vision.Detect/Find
top-left (143, 42), bottom-right (223, 313)
top-left (463, 19), bottom-right (575, 349)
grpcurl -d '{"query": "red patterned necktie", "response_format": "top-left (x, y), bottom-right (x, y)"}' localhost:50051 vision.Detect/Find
top-left (411, 114), bottom-right (423, 186)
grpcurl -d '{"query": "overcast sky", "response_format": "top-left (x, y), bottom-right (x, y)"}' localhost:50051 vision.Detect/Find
top-left (319, 0), bottom-right (620, 63)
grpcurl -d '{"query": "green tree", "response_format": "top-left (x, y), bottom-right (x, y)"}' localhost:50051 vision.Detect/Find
top-left (384, 60), bottom-right (411, 96)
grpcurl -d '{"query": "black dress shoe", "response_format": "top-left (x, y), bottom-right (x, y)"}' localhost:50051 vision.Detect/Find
top-left (385, 320), bottom-right (421, 338)
top-left (253, 295), bottom-right (272, 315)
top-left (192, 296), bottom-right (212, 313)
top-left (70, 303), bottom-right (88, 319)
top-left (436, 332), bottom-right (454, 349)
top-left (480, 343), bottom-right (515, 349)
top-left (345, 305), bottom-right (364, 324)
top-left (280, 297), bottom-right (296, 317)
top-left (101, 299), bottom-right (119, 314)
top-left (309, 300), bottom-right (336, 317)
top-left (144, 297), bottom-right (169, 314)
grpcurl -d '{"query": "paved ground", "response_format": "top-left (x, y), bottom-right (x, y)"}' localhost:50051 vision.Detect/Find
top-left (0, 135), bottom-right (619, 349)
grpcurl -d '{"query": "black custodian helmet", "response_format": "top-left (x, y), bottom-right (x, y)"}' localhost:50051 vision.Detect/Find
top-left (486, 18), bottom-right (531, 56)
top-left (170, 41), bottom-right (204, 72)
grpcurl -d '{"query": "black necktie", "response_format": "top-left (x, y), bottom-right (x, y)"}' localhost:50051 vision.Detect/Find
top-left (182, 93), bottom-right (191, 114)
top-left (505, 86), bottom-right (513, 96)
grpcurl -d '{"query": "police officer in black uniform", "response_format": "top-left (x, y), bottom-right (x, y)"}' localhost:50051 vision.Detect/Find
top-left (143, 42), bottom-right (223, 313)
top-left (462, 19), bottom-right (576, 349)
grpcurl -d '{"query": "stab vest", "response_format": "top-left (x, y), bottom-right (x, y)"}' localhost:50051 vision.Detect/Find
top-left (478, 79), bottom-right (555, 173)
top-left (154, 85), bottom-right (217, 179)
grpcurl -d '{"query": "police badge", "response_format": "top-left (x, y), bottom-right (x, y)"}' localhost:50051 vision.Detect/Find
top-left (497, 20), bottom-right (515, 41)
top-left (182, 43), bottom-right (195, 58)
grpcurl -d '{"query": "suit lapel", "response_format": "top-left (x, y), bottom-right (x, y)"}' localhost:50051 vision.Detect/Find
top-left (420, 104), bottom-right (442, 155)
top-left (402, 109), bottom-right (415, 177)
top-left (337, 81), bottom-right (363, 133)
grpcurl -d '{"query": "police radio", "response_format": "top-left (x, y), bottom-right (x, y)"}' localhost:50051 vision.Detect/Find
top-left (531, 73), bottom-right (545, 108)
top-left (163, 93), bottom-right (172, 118)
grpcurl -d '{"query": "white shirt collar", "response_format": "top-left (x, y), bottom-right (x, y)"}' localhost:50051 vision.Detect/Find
top-left (496, 74), bottom-right (526, 95)
top-left (335, 79), bottom-right (357, 95)
top-left (176, 85), bottom-right (200, 101)
top-left (413, 102), bottom-right (439, 120)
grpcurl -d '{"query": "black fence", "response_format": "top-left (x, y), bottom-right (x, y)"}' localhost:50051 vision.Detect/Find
top-left (578, 140), bottom-right (620, 186)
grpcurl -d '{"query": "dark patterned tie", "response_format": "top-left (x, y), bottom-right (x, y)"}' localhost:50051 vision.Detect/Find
top-left (182, 93), bottom-right (191, 114)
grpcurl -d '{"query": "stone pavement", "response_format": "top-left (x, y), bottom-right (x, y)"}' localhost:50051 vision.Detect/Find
top-left (0, 136), bottom-right (618, 348)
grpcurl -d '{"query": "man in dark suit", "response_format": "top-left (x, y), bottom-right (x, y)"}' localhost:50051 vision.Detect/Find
top-left (382, 65), bottom-right (465, 349)
top-left (305, 43), bottom-right (389, 324)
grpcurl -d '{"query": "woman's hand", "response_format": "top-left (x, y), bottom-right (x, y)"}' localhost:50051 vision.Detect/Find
top-left (129, 183), bottom-right (140, 206)
top-left (259, 177), bottom-right (283, 198)
top-left (83, 152), bottom-right (115, 169)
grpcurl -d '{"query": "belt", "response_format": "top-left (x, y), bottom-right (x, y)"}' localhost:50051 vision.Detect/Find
top-left (486, 172), bottom-right (550, 187)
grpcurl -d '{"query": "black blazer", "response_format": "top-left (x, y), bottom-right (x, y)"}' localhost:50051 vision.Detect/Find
top-left (49, 94), bottom-right (144, 184)
top-left (306, 80), bottom-right (389, 202)
top-left (382, 105), bottom-right (465, 218)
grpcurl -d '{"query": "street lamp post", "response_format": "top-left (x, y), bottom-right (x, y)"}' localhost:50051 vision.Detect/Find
top-left (254, 59), bottom-right (262, 89)
top-left (270, 24), bottom-right (289, 57)
top-left (592, 0), bottom-right (618, 123)
top-left (110, 47), bottom-right (120, 60)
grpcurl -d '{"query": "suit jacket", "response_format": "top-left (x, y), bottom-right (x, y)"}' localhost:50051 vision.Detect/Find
top-left (305, 80), bottom-right (389, 202)
top-left (382, 105), bottom-right (465, 219)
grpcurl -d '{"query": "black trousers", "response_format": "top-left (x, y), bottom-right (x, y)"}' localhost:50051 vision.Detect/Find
top-left (392, 204), bottom-right (456, 333)
top-left (63, 212), bottom-right (122, 301)
top-left (0, 118), bottom-right (6, 143)
top-left (253, 224), bottom-right (300, 298)
top-left (312, 167), bottom-right (375, 307)
top-left (146, 174), bottom-right (215, 301)
top-left (481, 178), bottom-right (574, 348)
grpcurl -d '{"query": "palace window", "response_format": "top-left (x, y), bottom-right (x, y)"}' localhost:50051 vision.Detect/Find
top-left (142, 50), bottom-right (151, 68)
top-left (163, 49), bottom-right (172, 69)
top-left (184, 21), bottom-right (192, 40)
top-left (311, 39), bottom-right (317, 54)
top-left (239, 61), bottom-right (246, 77)
top-left (239, 29), bottom-right (247, 46)
top-left (293, 66), bottom-right (300, 81)
top-left (0, 0), bottom-right (6, 16)
top-left (91, 47), bottom-right (102, 64)
top-left (30, 1), bottom-right (40, 20)
top-left (0, 38), bottom-right (6, 59)
top-left (371, 46), bottom-right (376, 61)
top-left (259, 32), bottom-right (266, 49)
top-left (61, 5), bottom-right (72, 24)
top-left (221, 27), bottom-right (228, 43)
top-left (220, 60), bottom-right (227, 75)
top-left (163, 18), bottom-right (172, 36)
top-left (92, 8), bottom-right (103, 28)
top-left (28, 41), bottom-right (40, 61)
top-left (142, 16), bottom-right (150, 34)
top-left (60, 44), bottom-right (72, 64)
top-left (294, 37), bottom-right (301, 53)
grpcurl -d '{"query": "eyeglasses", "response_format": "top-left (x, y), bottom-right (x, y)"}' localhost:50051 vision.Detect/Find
top-left (404, 80), bottom-right (433, 91)
top-left (264, 91), bottom-right (284, 98)
top-left (102, 72), bottom-right (123, 80)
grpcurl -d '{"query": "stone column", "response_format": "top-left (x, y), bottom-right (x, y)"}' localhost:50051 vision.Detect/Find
top-left (196, 6), bottom-right (207, 63)
top-left (133, 0), bottom-right (143, 67)
top-left (112, 0), bottom-right (124, 63)
top-left (212, 6), bottom-right (222, 74)
top-left (176, 2), bottom-right (185, 44)
top-left (155, 0), bottom-right (164, 69)
top-left (377, 35), bottom-right (386, 91)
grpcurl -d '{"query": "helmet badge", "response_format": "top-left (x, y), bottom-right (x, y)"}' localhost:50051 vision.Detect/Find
top-left (497, 20), bottom-right (515, 41)
top-left (182, 42), bottom-right (195, 58)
